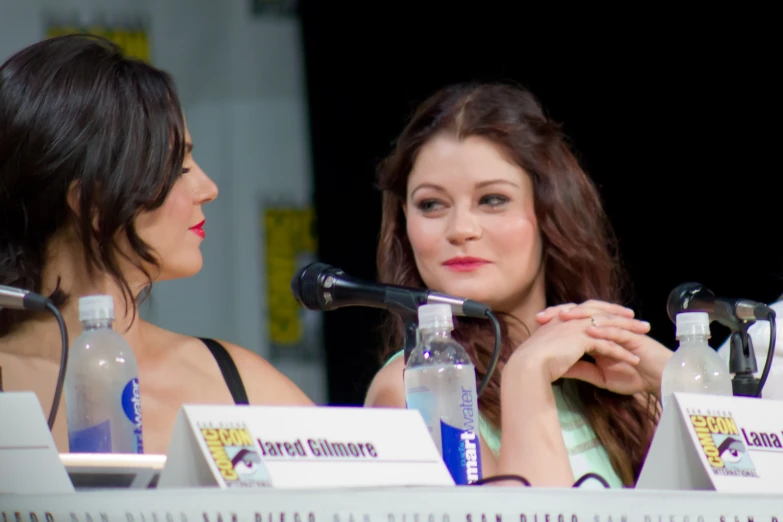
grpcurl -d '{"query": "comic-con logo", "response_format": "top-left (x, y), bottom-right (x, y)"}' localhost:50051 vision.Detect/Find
top-left (689, 414), bottom-right (759, 478)
top-left (200, 425), bottom-right (271, 487)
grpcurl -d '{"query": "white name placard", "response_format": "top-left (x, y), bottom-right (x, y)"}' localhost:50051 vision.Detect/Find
top-left (157, 405), bottom-right (454, 489)
top-left (638, 392), bottom-right (783, 492)
top-left (0, 391), bottom-right (74, 494)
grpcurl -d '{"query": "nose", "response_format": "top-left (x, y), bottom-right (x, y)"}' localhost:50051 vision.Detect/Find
top-left (445, 204), bottom-right (481, 245)
top-left (192, 162), bottom-right (218, 204)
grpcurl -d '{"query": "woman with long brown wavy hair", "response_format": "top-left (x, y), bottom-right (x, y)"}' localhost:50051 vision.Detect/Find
top-left (364, 82), bottom-right (673, 487)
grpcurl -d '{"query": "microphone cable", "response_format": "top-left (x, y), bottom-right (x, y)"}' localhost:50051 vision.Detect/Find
top-left (478, 310), bottom-right (502, 396)
top-left (756, 307), bottom-right (776, 397)
top-left (469, 472), bottom-right (610, 488)
top-left (45, 300), bottom-right (69, 430)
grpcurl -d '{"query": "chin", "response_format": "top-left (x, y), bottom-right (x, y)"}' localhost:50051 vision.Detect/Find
top-left (158, 256), bottom-right (203, 281)
top-left (437, 282), bottom-right (501, 307)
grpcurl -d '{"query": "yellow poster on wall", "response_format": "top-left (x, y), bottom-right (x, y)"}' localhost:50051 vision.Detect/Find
top-left (45, 19), bottom-right (150, 62)
top-left (264, 207), bottom-right (317, 347)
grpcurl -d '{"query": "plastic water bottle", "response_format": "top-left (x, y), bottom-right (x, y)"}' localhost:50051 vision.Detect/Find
top-left (661, 311), bottom-right (733, 411)
top-left (65, 295), bottom-right (143, 453)
top-left (404, 304), bottom-right (482, 485)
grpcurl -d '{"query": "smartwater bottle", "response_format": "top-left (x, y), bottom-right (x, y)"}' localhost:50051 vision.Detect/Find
top-left (661, 311), bottom-right (733, 410)
top-left (404, 304), bottom-right (482, 484)
top-left (65, 295), bottom-right (143, 453)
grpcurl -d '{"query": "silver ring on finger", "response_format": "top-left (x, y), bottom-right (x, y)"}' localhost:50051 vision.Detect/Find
top-left (590, 315), bottom-right (598, 328)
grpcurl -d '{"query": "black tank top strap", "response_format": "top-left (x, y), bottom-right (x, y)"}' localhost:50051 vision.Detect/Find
top-left (199, 338), bottom-right (249, 405)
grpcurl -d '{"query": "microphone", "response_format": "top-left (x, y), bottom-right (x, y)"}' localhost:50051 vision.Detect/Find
top-left (291, 262), bottom-right (492, 319)
top-left (291, 262), bottom-right (502, 397)
top-left (0, 284), bottom-right (51, 312)
top-left (666, 282), bottom-right (772, 330)
top-left (666, 282), bottom-right (777, 398)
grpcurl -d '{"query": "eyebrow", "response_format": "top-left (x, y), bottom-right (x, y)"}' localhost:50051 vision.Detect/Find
top-left (185, 142), bottom-right (193, 154)
top-left (476, 179), bottom-right (519, 189)
top-left (410, 179), bottom-right (520, 197)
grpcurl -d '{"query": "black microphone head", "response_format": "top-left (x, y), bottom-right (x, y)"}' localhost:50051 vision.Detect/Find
top-left (666, 282), bottom-right (714, 323)
top-left (291, 262), bottom-right (343, 310)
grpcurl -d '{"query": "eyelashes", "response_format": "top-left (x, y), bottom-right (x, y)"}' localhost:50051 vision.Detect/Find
top-left (479, 194), bottom-right (509, 207)
top-left (414, 194), bottom-right (510, 213)
top-left (416, 199), bottom-right (442, 212)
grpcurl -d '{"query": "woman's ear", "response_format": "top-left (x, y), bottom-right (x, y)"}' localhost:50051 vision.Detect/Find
top-left (67, 180), bottom-right (99, 230)
top-left (66, 180), bottom-right (81, 217)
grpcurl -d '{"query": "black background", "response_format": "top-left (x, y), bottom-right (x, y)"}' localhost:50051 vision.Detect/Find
top-left (298, 5), bottom-right (782, 404)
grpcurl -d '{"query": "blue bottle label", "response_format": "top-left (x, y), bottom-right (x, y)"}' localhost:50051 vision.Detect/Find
top-left (404, 388), bottom-right (436, 440)
top-left (121, 377), bottom-right (144, 453)
top-left (441, 421), bottom-right (482, 485)
top-left (69, 419), bottom-right (112, 453)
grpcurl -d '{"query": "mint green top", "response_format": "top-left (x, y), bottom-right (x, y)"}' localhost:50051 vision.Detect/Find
top-left (387, 350), bottom-right (623, 487)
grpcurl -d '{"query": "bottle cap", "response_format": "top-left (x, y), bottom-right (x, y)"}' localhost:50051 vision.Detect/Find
top-left (79, 295), bottom-right (115, 322)
top-left (418, 303), bottom-right (453, 330)
top-left (675, 311), bottom-right (711, 339)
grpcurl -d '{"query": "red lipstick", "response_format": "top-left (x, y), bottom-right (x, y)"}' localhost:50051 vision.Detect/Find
top-left (442, 256), bottom-right (490, 272)
top-left (189, 220), bottom-right (205, 239)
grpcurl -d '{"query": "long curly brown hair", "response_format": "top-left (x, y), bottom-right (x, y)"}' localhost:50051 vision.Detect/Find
top-left (376, 82), bottom-right (657, 486)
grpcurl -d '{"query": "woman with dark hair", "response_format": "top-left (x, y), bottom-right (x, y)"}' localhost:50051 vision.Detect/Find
top-left (0, 35), bottom-right (312, 454)
top-left (365, 82), bottom-right (673, 487)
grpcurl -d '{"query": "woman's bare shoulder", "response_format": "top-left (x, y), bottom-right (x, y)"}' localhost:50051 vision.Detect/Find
top-left (364, 355), bottom-right (406, 408)
top-left (140, 322), bottom-right (313, 406)
top-left (217, 340), bottom-right (314, 406)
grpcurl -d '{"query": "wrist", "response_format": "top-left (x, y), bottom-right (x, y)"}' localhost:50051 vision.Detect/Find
top-left (507, 349), bottom-right (547, 379)
top-left (646, 349), bottom-right (673, 398)
top-left (503, 351), bottom-right (554, 393)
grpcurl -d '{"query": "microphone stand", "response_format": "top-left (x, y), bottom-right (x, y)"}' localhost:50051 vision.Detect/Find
top-left (402, 313), bottom-right (419, 364)
top-left (728, 323), bottom-right (760, 397)
top-left (691, 298), bottom-right (764, 398)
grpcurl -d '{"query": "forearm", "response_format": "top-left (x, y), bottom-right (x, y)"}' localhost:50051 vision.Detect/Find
top-left (497, 356), bottom-right (574, 487)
